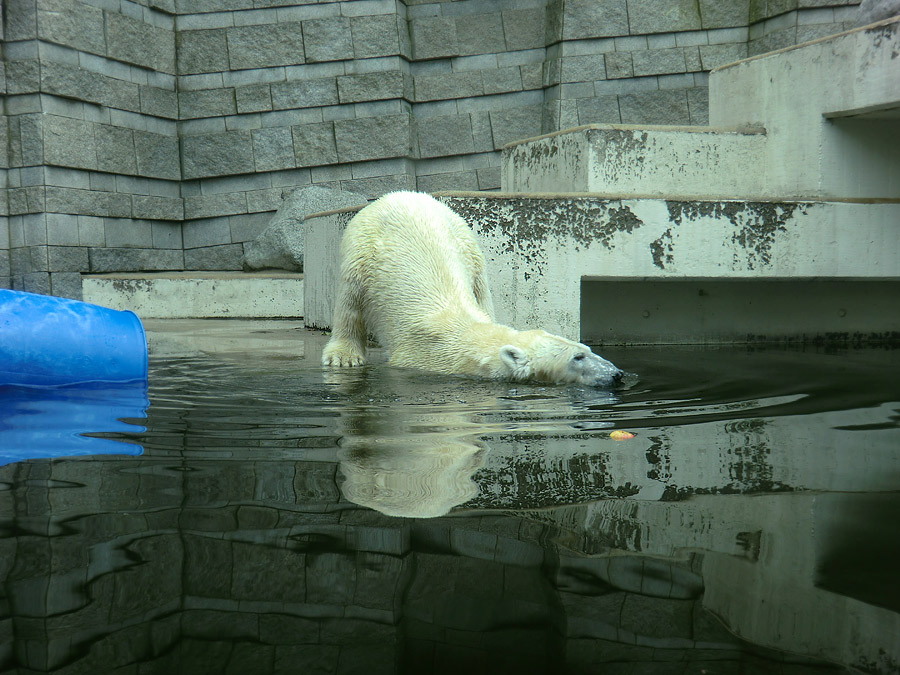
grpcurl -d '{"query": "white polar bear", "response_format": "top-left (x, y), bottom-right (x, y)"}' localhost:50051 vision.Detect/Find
top-left (321, 191), bottom-right (623, 387)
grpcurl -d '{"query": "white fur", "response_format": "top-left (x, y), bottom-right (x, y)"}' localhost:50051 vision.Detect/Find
top-left (322, 191), bottom-right (622, 386)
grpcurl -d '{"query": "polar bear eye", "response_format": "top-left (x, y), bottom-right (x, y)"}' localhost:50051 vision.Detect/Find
top-left (573, 353), bottom-right (586, 361)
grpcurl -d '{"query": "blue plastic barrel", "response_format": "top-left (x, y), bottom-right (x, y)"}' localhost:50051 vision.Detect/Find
top-left (0, 290), bottom-right (148, 386)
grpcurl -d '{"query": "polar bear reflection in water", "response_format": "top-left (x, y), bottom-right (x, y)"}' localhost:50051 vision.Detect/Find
top-left (338, 433), bottom-right (486, 519)
top-left (322, 191), bottom-right (624, 388)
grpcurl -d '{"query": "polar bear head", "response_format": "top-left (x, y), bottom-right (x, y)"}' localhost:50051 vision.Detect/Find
top-left (498, 331), bottom-right (624, 387)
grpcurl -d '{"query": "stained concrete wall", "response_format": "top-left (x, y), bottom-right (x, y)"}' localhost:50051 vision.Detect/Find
top-left (1, 0), bottom-right (863, 298)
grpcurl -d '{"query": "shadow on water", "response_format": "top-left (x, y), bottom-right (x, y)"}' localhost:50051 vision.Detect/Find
top-left (0, 321), bottom-right (898, 674)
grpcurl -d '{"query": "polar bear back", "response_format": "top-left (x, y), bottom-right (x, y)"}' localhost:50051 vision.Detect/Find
top-left (340, 191), bottom-right (494, 350)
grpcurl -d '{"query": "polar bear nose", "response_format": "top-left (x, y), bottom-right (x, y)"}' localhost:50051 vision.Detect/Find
top-left (612, 370), bottom-right (624, 384)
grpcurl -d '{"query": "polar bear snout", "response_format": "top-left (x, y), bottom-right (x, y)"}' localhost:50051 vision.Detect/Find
top-left (575, 351), bottom-right (624, 388)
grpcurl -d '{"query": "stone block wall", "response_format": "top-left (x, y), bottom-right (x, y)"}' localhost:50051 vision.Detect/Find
top-left (1, 0), bottom-right (862, 297)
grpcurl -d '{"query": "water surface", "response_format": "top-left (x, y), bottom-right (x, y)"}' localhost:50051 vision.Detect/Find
top-left (1, 320), bottom-right (898, 674)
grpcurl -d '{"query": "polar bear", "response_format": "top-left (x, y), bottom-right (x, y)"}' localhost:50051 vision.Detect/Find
top-left (321, 191), bottom-right (623, 387)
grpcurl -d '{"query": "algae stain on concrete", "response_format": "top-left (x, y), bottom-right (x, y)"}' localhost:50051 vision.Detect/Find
top-left (666, 200), bottom-right (811, 269)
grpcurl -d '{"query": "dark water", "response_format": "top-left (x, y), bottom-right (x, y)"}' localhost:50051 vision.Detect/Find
top-left (1, 321), bottom-right (898, 674)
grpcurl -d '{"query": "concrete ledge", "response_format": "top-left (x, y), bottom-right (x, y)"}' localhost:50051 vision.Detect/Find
top-left (502, 124), bottom-right (768, 199)
top-left (82, 272), bottom-right (303, 319)
top-left (303, 193), bottom-right (900, 342)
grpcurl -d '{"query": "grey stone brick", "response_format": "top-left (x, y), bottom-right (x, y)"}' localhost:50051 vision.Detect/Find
top-left (410, 17), bottom-right (458, 59)
top-left (455, 13), bottom-right (504, 56)
top-left (334, 114), bottom-right (412, 163)
top-left (78, 216), bottom-right (106, 246)
top-left (229, 23), bottom-right (306, 70)
top-left (684, 46), bottom-right (702, 71)
top-left (502, 8), bottom-right (546, 51)
top-left (302, 17), bottom-right (352, 63)
top-left (416, 114), bottom-right (475, 158)
top-left (561, 0), bottom-right (629, 39)
top-left (42, 117), bottom-right (97, 172)
top-left (95, 125), bottom-right (138, 175)
top-left (271, 78), bottom-right (338, 110)
top-left (476, 165), bottom-right (501, 190)
top-left (50, 271), bottom-right (84, 299)
top-left (560, 55), bottom-right (607, 83)
top-left (577, 95), bottom-right (622, 124)
top-left (687, 86), bottom-right (709, 124)
top-left (236, 84), bottom-right (273, 114)
top-left (183, 192), bottom-right (248, 220)
top-left (489, 105), bottom-right (542, 148)
top-left (231, 23), bottom-right (306, 70)
top-left (182, 217), bottom-right (231, 248)
top-left (22, 272), bottom-right (51, 295)
top-left (483, 67), bottom-right (524, 96)
top-left (89, 247), bottom-right (183, 273)
top-left (181, 131), bottom-right (255, 179)
top-left (632, 48), bottom-right (688, 76)
top-left (292, 121), bottom-right (339, 167)
top-left (152, 222), bottom-right (183, 249)
top-left (417, 169), bottom-right (479, 193)
top-left (107, 193), bottom-right (133, 219)
top-left (185, 244), bottom-right (244, 270)
top-left (103, 217), bottom-right (153, 248)
top-left (180, 88), bottom-right (237, 119)
top-left (340, 172), bottom-right (414, 198)
top-left (7, 60), bottom-right (41, 95)
top-left (414, 72), bottom-right (483, 102)
top-left (520, 62), bottom-right (543, 90)
top-left (134, 131), bottom-right (181, 180)
top-left (605, 51), bottom-right (634, 79)
top-left (6, 0), bottom-right (38, 41)
top-left (337, 71), bottom-right (405, 104)
top-left (698, 43), bottom-right (748, 69)
top-left (700, 0), bottom-right (752, 28)
top-left (36, 0), bottom-right (105, 55)
top-left (618, 89), bottom-right (691, 125)
top-left (252, 126), bottom-right (297, 172)
top-left (628, 0), bottom-right (702, 33)
top-left (177, 29), bottom-right (229, 75)
top-left (48, 246), bottom-right (89, 272)
top-left (141, 86), bottom-right (179, 119)
top-left (106, 11), bottom-right (176, 74)
top-left (132, 195), bottom-right (184, 221)
top-left (351, 14), bottom-right (402, 59)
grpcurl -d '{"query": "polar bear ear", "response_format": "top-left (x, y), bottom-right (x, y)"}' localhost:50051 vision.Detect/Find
top-left (499, 345), bottom-right (531, 379)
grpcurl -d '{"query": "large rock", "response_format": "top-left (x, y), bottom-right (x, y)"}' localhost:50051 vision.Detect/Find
top-left (242, 185), bottom-right (368, 272)
top-left (856, 0), bottom-right (900, 26)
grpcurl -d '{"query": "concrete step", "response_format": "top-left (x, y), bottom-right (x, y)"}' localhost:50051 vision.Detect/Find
top-left (502, 124), bottom-right (768, 199)
top-left (82, 271), bottom-right (303, 320)
top-left (503, 18), bottom-right (900, 202)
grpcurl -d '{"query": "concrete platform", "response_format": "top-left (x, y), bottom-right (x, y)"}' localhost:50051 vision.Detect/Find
top-left (303, 195), bottom-right (900, 343)
top-left (82, 271), bottom-right (303, 319)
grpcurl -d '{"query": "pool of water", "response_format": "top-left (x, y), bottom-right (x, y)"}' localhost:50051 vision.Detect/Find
top-left (1, 319), bottom-right (898, 674)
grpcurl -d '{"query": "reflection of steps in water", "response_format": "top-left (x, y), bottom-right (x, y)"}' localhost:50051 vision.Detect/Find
top-left (474, 401), bottom-right (900, 507)
top-left (3, 454), bottom-right (893, 673)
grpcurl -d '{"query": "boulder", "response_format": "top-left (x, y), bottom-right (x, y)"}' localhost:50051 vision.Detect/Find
top-left (242, 185), bottom-right (368, 272)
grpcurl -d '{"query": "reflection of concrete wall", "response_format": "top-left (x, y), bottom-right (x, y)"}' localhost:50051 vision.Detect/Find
top-left (1, 456), bottom-right (857, 674)
top-left (532, 492), bottom-right (900, 672)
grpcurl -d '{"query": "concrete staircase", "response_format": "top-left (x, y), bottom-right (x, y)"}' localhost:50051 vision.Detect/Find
top-left (306, 18), bottom-right (899, 345)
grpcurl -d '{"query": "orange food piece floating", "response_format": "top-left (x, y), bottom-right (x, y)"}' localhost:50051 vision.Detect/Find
top-left (609, 430), bottom-right (636, 440)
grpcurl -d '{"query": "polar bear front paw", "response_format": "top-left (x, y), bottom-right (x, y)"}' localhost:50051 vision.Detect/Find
top-left (322, 342), bottom-right (367, 367)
